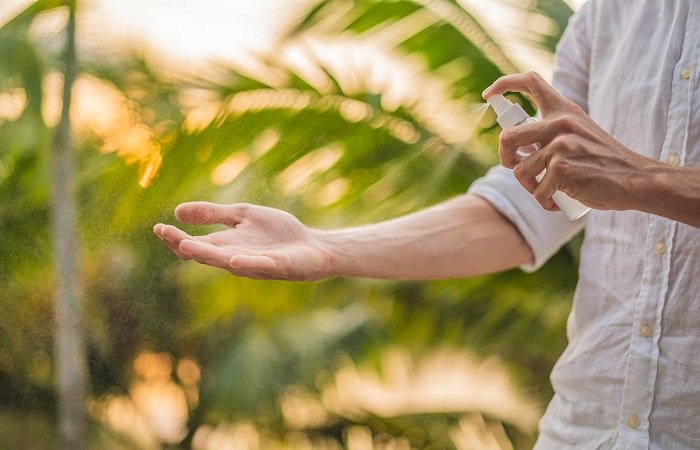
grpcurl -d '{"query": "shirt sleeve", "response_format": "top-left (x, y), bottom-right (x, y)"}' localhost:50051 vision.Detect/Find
top-left (467, 2), bottom-right (596, 272)
top-left (552, 0), bottom-right (597, 113)
top-left (468, 166), bottom-right (585, 272)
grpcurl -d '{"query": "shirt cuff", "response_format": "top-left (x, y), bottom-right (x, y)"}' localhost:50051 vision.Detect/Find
top-left (468, 165), bottom-right (585, 272)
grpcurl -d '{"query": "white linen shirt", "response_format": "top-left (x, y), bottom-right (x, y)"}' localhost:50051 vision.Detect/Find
top-left (468, 1), bottom-right (700, 449)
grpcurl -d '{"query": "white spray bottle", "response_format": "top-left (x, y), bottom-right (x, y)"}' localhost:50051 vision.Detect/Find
top-left (486, 94), bottom-right (590, 221)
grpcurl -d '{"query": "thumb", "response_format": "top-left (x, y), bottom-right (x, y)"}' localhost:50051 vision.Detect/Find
top-left (175, 202), bottom-right (251, 226)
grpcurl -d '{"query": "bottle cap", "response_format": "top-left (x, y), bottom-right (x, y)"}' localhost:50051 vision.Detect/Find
top-left (486, 94), bottom-right (511, 115)
top-left (486, 94), bottom-right (529, 129)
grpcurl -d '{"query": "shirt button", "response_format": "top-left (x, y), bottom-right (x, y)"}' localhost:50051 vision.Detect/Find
top-left (627, 416), bottom-right (640, 429)
top-left (640, 324), bottom-right (652, 337)
top-left (667, 154), bottom-right (680, 166)
top-left (655, 242), bottom-right (667, 255)
top-left (681, 67), bottom-right (692, 80)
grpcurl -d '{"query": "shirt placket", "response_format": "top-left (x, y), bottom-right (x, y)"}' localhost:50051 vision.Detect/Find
top-left (616, 3), bottom-right (698, 449)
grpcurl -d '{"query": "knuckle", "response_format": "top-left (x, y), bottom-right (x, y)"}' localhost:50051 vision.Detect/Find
top-left (534, 189), bottom-right (549, 205)
top-left (555, 115), bottom-right (575, 131)
top-left (570, 102), bottom-right (586, 115)
top-left (233, 203), bottom-right (252, 216)
top-left (527, 71), bottom-right (542, 82)
top-left (547, 158), bottom-right (570, 178)
top-left (513, 162), bottom-right (529, 182)
top-left (551, 135), bottom-right (572, 152)
top-left (499, 150), bottom-right (515, 168)
top-left (513, 163), bottom-right (523, 179)
top-left (499, 128), bottom-right (515, 147)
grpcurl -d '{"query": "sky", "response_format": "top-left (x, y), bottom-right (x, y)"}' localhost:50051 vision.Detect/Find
top-left (1, 0), bottom-right (587, 76)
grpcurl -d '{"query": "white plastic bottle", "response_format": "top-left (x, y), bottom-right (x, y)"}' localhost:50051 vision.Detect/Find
top-left (486, 94), bottom-right (590, 221)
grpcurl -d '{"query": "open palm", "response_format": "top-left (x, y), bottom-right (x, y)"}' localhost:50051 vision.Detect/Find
top-left (154, 202), bottom-right (332, 281)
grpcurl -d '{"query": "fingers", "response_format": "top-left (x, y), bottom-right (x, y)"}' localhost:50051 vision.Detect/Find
top-left (175, 202), bottom-right (252, 227)
top-left (510, 146), bottom-right (564, 211)
top-left (513, 147), bottom-right (550, 193)
top-left (154, 220), bottom-right (283, 280)
top-left (153, 223), bottom-right (192, 259)
top-left (482, 71), bottom-right (565, 115)
top-left (158, 224), bottom-right (194, 242)
top-left (498, 120), bottom-right (560, 168)
top-left (512, 165), bottom-right (540, 195)
top-left (532, 170), bottom-right (558, 211)
top-left (178, 239), bottom-right (232, 269)
top-left (177, 239), bottom-right (278, 280)
top-left (229, 255), bottom-right (278, 273)
top-left (512, 147), bottom-right (560, 210)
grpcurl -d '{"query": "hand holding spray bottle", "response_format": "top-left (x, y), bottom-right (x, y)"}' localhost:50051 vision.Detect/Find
top-left (486, 94), bottom-right (590, 221)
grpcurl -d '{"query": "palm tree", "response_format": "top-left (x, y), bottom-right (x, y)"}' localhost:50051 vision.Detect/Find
top-left (1, 0), bottom-right (87, 449)
top-left (49, 1), bottom-right (88, 448)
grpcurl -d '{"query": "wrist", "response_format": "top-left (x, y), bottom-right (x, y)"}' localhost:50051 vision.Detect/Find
top-left (627, 160), bottom-right (676, 213)
top-left (311, 229), bottom-right (355, 279)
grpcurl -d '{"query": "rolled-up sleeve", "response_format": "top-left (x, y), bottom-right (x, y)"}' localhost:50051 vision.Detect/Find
top-left (467, 2), bottom-right (596, 272)
top-left (468, 166), bottom-right (585, 272)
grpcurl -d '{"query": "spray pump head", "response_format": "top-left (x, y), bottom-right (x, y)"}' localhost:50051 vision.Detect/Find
top-left (486, 94), bottom-right (512, 115)
top-left (485, 94), bottom-right (529, 129)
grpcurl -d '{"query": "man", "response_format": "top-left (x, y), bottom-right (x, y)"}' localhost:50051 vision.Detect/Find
top-left (154, 0), bottom-right (700, 448)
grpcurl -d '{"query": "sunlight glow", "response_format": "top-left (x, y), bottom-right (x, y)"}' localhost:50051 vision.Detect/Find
top-left (80, 0), bottom-right (291, 74)
top-left (41, 72), bottom-right (63, 127)
top-left (305, 177), bottom-right (351, 208)
top-left (227, 89), bottom-right (313, 115)
top-left (0, 0), bottom-right (33, 26)
top-left (451, 414), bottom-right (515, 450)
top-left (211, 152), bottom-right (250, 186)
top-left (346, 426), bottom-right (374, 450)
top-left (67, 75), bottom-right (165, 187)
top-left (251, 129), bottom-right (281, 157)
top-left (281, 385), bottom-right (330, 429)
top-left (0, 88), bottom-right (27, 121)
top-left (276, 145), bottom-right (344, 196)
top-left (192, 422), bottom-right (261, 450)
top-left (281, 37), bottom-right (477, 144)
top-left (92, 352), bottom-right (194, 447)
top-left (182, 89), bottom-right (223, 134)
top-left (322, 348), bottom-right (541, 430)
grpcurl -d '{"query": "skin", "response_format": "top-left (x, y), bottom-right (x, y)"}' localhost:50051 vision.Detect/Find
top-left (153, 196), bottom-right (533, 281)
top-left (483, 72), bottom-right (700, 228)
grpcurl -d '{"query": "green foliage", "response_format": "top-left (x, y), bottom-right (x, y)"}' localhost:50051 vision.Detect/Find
top-left (0, 0), bottom-right (578, 448)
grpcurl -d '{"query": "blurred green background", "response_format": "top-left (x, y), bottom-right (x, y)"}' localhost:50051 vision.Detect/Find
top-left (0, 0), bottom-right (583, 448)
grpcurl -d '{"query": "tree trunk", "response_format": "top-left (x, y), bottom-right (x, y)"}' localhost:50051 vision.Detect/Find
top-left (49, 1), bottom-right (88, 449)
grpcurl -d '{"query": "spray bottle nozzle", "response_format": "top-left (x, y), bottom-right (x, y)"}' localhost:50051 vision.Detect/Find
top-left (485, 93), bottom-right (529, 130)
top-left (485, 94), bottom-right (513, 116)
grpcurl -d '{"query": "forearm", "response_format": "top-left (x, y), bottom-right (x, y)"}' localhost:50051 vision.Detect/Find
top-left (315, 194), bottom-right (533, 280)
top-left (631, 163), bottom-right (700, 228)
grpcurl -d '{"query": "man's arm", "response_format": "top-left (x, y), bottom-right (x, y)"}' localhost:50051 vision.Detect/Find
top-left (634, 164), bottom-right (700, 229)
top-left (153, 195), bottom-right (533, 281)
top-left (483, 72), bottom-right (700, 229)
top-left (316, 195), bottom-right (532, 279)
